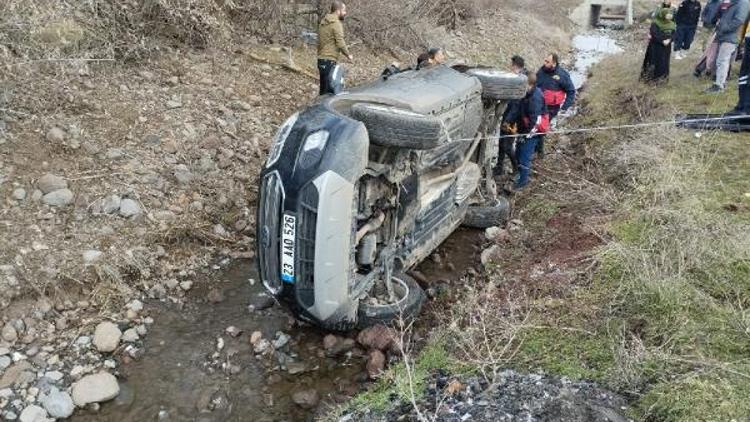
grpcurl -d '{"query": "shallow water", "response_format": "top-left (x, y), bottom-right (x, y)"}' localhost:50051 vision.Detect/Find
top-left (570, 32), bottom-right (624, 89)
top-left (72, 261), bottom-right (364, 422)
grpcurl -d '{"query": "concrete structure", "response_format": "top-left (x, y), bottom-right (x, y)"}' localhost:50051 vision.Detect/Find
top-left (571, 0), bottom-right (633, 28)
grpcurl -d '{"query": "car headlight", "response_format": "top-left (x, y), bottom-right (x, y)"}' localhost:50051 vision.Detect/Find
top-left (266, 113), bottom-right (299, 168)
top-left (298, 130), bottom-right (329, 169)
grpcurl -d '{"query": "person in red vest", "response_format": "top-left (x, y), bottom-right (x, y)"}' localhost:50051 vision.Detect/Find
top-left (535, 53), bottom-right (576, 158)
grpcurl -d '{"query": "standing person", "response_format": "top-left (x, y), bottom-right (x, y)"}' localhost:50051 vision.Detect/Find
top-left (535, 53), bottom-right (575, 159)
top-left (706, 0), bottom-right (750, 92)
top-left (641, 8), bottom-right (677, 83)
top-left (732, 23), bottom-right (750, 112)
top-left (514, 73), bottom-right (548, 191)
top-left (496, 55), bottom-right (529, 177)
top-left (317, 1), bottom-right (353, 96)
top-left (674, 0), bottom-right (703, 60)
top-left (703, 0), bottom-right (723, 28)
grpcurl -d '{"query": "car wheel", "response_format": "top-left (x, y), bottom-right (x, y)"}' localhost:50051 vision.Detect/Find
top-left (466, 68), bottom-right (527, 101)
top-left (462, 197), bottom-right (510, 229)
top-left (351, 103), bottom-right (445, 149)
top-left (357, 273), bottom-right (426, 329)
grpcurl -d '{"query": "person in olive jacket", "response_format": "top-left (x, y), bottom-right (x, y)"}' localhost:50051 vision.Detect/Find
top-left (317, 1), bottom-right (353, 95)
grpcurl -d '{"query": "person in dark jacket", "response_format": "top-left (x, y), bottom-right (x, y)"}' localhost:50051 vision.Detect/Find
top-left (706, 0), bottom-right (750, 92)
top-left (535, 53), bottom-right (575, 159)
top-left (674, 0), bottom-right (703, 59)
top-left (732, 24), bottom-right (750, 112)
top-left (641, 8), bottom-right (676, 83)
top-left (514, 73), bottom-right (546, 191)
top-left (317, 1), bottom-right (353, 95)
top-left (495, 55), bottom-right (529, 177)
top-left (703, 0), bottom-right (723, 27)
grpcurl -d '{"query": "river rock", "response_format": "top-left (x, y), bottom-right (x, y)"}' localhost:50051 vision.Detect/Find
top-left (248, 293), bottom-right (275, 311)
top-left (119, 199), bottom-right (142, 218)
top-left (93, 322), bottom-right (122, 353)
top-left (40, 388), bottom-right (74, 419)
top-left (225, 326), bottom-right (242, 338)
top-left (0, 356), bottom-right (10, 370)
top-left (323, 335), bottom-right (356, 357)
top-left (19, 405), bottom-right (50, 422)
top-left (292, 389), bottom-right (320, 409)
top-left (42, 189), bottom-right (73, 207)
top-left (71, 372), bottom-right (120, 407)
top-left (357, 325), bottom-right (397, 352)
top-left (366, 350), bottom-right (386, 379)
top-left (0, 361), bottom-right (32, 389)
top-left (101, 194), bottom-right (121, 214)
top-left (12, 188), bottom-right (26, 201)
top-left (121, 329), bottom-right (139, 343)
top-left (249, 331), bottom-right (262, 345)
top-left (272, 332), bottom-right (290, 349)
top-left (83, 250), bottom-right (103, 265)
top-left (1, 323), bottom-right (18, 342)
top-left (37, 174), bottom-right (67, 194)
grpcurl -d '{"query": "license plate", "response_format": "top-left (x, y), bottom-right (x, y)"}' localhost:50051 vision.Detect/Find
top-left (280, 214), bottom-right (296, 283)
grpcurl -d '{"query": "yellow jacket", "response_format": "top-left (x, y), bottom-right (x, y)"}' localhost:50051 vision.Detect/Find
top-left (317, 13), bottom-right (350, 62)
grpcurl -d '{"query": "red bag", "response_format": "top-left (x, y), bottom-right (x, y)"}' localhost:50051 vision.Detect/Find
top-left (542, 89), bottom-right (566, 107)
top-left (523, 113), bottom-right (551, 134)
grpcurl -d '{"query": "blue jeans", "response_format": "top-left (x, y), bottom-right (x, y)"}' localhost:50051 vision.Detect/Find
top-left (674, 25), bottom-right (697, 51)
top-left (515, 135), bottom-right (539, 189)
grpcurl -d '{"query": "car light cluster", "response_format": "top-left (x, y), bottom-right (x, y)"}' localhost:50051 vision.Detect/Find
top-left (266, 112), bottom-right (299, 168)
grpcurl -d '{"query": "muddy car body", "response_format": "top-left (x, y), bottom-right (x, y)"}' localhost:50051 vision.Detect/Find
top-left (257, 65), bottom-right (525, 330)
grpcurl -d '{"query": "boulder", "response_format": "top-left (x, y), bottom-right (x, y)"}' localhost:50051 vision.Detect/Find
top-left (71, 372), bottom-right (120, 407)
top-left (37, 174), bottom-right (67, 194)
top-left (357, 325), bottom-right (397, 352)
top-left (93, 322), bottom-right (122, 353)
top-left (19, 405), bottom-right (51, 422)
top-left (366, 350), bottom-right (386, 379)
top-left (42, 189), bottom-right (74, 207)
top-left (40, 388), bottom-right (74, 419)
top-left (291, 389), bottom-right (320, 409)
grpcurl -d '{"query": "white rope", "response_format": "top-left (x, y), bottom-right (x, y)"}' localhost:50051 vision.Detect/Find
top-left (452, 114), bottom-right (750, 141)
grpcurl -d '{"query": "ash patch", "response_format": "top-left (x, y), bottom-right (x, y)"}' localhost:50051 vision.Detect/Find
top-left (348, 370), bottom-right (629, 422)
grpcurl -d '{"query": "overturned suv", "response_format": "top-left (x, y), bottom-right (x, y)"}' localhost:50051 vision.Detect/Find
top-left (257, 64), bottom-right (526, 330)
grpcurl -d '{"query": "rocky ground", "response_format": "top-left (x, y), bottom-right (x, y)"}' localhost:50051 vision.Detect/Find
top-left (0, 3), bottom-right (581, 420)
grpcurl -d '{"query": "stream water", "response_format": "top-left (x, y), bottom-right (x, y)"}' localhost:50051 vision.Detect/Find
top-left (72, 262), bottom-right (365, 422)
top-left (569, 31), bottom-right (624, 90)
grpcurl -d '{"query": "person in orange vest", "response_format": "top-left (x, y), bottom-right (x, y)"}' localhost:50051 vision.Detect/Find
top-left (535, 53), bottom-right (575, 159)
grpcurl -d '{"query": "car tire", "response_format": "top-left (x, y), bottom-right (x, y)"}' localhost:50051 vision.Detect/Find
top-left (351, 103), bottom-right (445, 149)
top-left (466, 68), bottom-right (527, 101)
top-left (357, 274), bottom-right (426, 328)
top-left (463, 197), bottom-right (510, 229)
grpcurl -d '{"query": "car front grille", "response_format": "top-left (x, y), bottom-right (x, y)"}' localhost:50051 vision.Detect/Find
top-left (259, 172), bottom-right (284, 293)
top-left (296, 183), bottom-right (318, 307)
